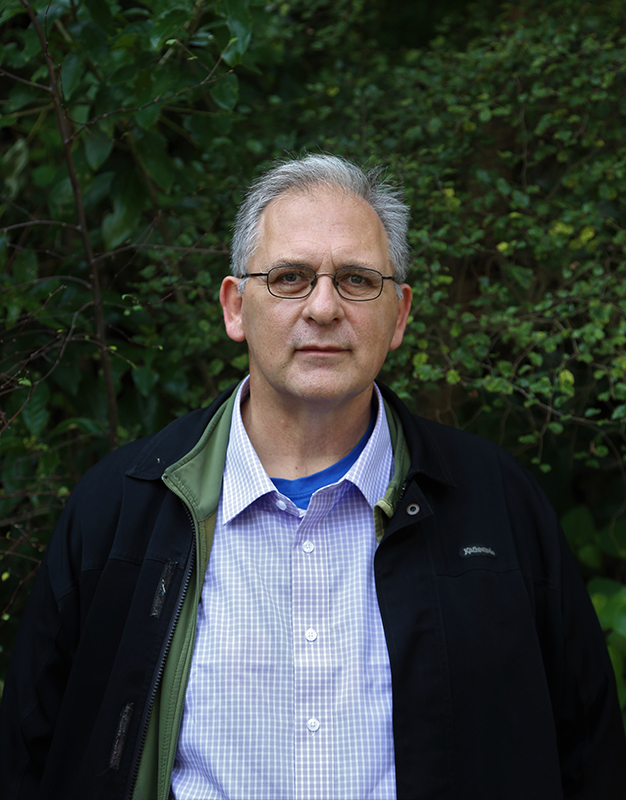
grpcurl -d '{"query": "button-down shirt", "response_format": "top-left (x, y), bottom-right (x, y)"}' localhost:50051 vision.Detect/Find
top-left (171, 380), bottom-right (396, 800)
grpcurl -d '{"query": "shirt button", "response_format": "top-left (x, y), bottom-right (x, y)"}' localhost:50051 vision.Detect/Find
top-left (276, 499), bottom-right (287, 511)
top-left (305, 628), bottom-right (318, 642)
top-left (306, 718), bottom-right (320, 732)
top-left (302, 540), bottom-right (315, 553)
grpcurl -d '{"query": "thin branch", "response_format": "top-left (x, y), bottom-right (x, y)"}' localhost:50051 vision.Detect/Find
top-left (68, 55), bottom-right (226, 142)
top-left (20, 0), bottom-right (119, 450)
top-left (1, 220), bottom-right (80, 234)
top-left (92, 243), bottom-right (230, 264)
top-left (0, 552), bottom-right (44, 565)
top-left (1, 275), bottom-right (93, 291)
top-left (1, 565), bottom-right (40, 619)
top-left (0, 68), bottom-right (51, 93)
top-left (3, 241), bottom-right (66, 261)
top-left (0, 103), bottom-right (54, 118)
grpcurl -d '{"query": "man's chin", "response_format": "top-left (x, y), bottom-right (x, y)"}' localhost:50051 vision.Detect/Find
top-left (276, 373), bottom-right (372, 407)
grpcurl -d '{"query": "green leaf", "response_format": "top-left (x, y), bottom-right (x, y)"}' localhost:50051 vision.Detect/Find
top-left (578, 544), bottom-right (602, 570)
top-left (598, 520), bottom-right (626, 559)
top-left (0, 4), bottom-right (25, 27)
top-left (135, 102), bottom-right (163, 130)
top-left (13, 249), bottom-right (37, 283)
top-left (101, 168), bottom-right (144, 250)
top-left (2, 137), bottom-right (28, 199)
top-left (222, 0), bottom-right (252, 66)
top-left (607, 646), bottom-right (626, 709)
top-left (588, 578), bottom-right (625, 599)
top-left (83, 171), bottom-right (114, 211)
top-left (210, 73), bottom-right (238, 111)
top-left (102, 205), bottom-right (139, 251)
top-left (611, 404), bottom-right (626, 421)
top-left (47, 175), bottom-right (74, 217)
top-left (561, 506), bottom-right (596, 550)
top-left (32, 164), bottom-right (56, 187)
top-left (84, 0), bottom-right (113, 31)
top-left (49, 417), bottom-right (105, 437)
top-left (133, 366), bottom-right (159, 397)
top-left (60, 53), bottom-right (84, 100)
top-left (143, 152), bottom-right (175, 192)
top-left (603, 589), bottom-right (626, 638)
top-left (149, 8), bottom-right (190, 51)
top-left (84, 133), bottom-right (113, 170)
top-left (21, 383), bottom-right (51, 438)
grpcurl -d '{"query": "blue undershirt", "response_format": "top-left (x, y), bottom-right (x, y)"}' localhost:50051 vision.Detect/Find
top-left (271, 410), bottom-right (376, 509)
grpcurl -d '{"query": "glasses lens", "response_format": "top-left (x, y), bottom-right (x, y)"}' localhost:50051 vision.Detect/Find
top-left (267, 266), bottom-right (315, 297)
top-left (335, 267), bottom-right (383, 300)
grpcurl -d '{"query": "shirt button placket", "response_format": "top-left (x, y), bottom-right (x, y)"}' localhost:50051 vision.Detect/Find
top-left (294, 513), bottom-right (332, 798)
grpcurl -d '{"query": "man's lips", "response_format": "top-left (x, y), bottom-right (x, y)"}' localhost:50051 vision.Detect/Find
top-left (295, 345), bottom-right (348, 353)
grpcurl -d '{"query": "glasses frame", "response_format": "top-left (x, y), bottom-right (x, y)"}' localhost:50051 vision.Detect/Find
top-left (245, 265), bottom-right (397, 302)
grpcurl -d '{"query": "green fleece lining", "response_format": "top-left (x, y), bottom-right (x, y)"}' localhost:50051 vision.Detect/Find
top-left (132, 389), bottom-right (410, 799)
top-left (374, 400), bottom-right (411, 542)
top-left (132, 386), bottom-right (240, 800)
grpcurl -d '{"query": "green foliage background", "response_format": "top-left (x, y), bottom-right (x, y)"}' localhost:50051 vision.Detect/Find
top-left (1, 0), bottom-right (626, 725)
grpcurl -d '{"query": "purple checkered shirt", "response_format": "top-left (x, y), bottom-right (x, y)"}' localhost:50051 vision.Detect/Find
top-left (171, 379), bottom-right (396, 799)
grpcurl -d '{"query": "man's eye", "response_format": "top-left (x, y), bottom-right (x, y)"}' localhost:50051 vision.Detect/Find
top-left (280, 272), bottom-right (302, 283)
top-left (269, 267), bottom-right (312, 290)
top-left (342, 270), bottom-right (374, 287)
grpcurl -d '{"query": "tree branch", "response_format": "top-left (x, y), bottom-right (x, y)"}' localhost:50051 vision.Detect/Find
top-left (67, 54), bottom-right (225, 142)
top-left (20, 0), bottom-right (119, 450)
top-left (0, 68), bottom-right (51, 93)
top-left (92, 243), bottom-right (230, 264)
top-left (1, 220), bottom-right (80, 234)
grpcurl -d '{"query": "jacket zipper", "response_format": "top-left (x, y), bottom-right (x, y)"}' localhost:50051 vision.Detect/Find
top-left (125, 501), bottom-right (196, 799)
top-left (159, 499), bottom-right (204, 798)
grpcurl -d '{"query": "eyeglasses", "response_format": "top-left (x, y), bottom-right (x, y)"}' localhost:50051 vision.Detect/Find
top-left (245, 265), bottom-right (396, 301)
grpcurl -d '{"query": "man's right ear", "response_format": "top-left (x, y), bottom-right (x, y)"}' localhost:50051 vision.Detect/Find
top-left (219, 276), bottom-right (246, 343)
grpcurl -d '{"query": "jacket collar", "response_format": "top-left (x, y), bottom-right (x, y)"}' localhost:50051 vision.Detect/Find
top-left (126, 384), bottom-right (238, 481)
top-left (377, 383), bottom-right (456, 488)
top-left (126, 381), bottom-right (455, 490)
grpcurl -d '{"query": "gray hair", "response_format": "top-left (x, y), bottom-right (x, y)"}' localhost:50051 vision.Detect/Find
top-left (230, 155), bottom-right (410, 289)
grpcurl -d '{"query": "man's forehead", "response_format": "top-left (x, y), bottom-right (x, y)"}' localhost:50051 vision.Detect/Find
top-left (257, 186), bottom-right (386, 241)
top-left (260, 184), bottom-right (375, 217)
top-left (249, 187), bottom-right (391, 271)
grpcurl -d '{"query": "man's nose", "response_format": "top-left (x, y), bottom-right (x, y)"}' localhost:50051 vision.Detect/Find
top-left (303, 272), bottom-right (344, 321)
top-left (310, 272), bottom-right (340, 296)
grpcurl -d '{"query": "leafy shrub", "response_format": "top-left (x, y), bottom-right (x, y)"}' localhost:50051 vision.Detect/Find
top-left (1, 0), bottom-right (625, 728)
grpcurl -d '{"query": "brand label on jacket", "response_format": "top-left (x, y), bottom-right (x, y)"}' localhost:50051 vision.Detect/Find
top-left (459, 545), bottom-right (497, 558)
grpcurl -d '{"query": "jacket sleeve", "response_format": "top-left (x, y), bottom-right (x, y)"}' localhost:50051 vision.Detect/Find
top-left (509, 459), bottom-right (626, 799)
top-left (555, 528), bottom-right (626, 799)
top-left (0, 541), bottom-right (79, 798)
top-left (0, 444), bottom-right (112, 799)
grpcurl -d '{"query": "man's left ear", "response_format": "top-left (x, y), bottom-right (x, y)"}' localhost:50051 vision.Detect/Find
top-left (220, 276), bottom-right (246, 343)
top-left (389, 283), bottom-right (413, 351)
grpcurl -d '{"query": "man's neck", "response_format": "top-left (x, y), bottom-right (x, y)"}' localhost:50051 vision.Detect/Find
top-left (240, 384), bottom-right (375, 480)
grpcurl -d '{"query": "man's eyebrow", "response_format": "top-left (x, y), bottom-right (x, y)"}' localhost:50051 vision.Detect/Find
top-left (268, 258), bottom-right (381, 271)
top-left (269, 259), bottom-right (313, 269)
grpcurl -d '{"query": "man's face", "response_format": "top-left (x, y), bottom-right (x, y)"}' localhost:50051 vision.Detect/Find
top-left (220, 187), bottom-right (412, 411)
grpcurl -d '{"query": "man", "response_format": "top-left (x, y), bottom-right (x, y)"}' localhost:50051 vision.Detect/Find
top-left (0, 154), bottom-right (624, 799)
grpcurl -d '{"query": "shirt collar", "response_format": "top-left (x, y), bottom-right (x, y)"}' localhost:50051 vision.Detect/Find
top-left (341, 384), bottom-right (393, 509)
top-left (221, 378), bottom-right (277, 523)
top-left (221, 378), bottom-right (393, 523)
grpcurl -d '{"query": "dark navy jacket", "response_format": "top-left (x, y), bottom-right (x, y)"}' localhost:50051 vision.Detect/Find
top-left (1, 383), bottom-right (624, 799)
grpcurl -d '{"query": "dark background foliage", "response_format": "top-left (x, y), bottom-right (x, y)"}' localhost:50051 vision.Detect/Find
top-left (1, 0), bottom-right (625, 726)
